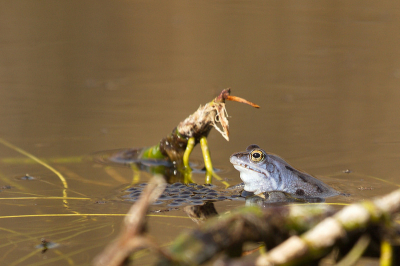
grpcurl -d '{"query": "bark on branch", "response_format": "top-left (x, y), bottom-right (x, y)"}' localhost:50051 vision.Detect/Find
top-left (255, 189), bottom-right (400, 266)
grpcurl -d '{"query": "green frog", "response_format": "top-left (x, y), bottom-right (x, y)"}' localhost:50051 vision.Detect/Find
top-left (230, 145), bottom-right (340, 198)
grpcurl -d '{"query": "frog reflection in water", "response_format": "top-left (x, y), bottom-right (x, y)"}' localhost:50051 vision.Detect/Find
top-left (230, 145), bottom-right (340, 199)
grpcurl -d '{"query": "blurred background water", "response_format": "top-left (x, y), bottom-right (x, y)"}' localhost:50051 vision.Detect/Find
top-left (1, 1), bottom-right (400, 265)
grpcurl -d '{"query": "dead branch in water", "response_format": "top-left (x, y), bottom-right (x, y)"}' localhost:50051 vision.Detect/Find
top-left (255, 189), bottom-right (400, 266)
top-left (139, 89), bottom-right (259, 182)
top-left (107, 89), bottom-right (259, 183)
top-left (156, 191), bottom-right (400, 266)
top-left (142, 89), bottom-right (259, 163)
top-left (156, 204), bottom-right (335, 266)
top-left (93, 175), bottom-right (400, 265)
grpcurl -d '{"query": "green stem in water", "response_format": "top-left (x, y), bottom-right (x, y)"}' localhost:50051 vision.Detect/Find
top-left (334, 234), bottom-right (371, 266)
top-left (182, 137), bottom-right (195, 183)
top-left (200, 136), bottom-right (230, 187)
top-left (140, 145), bottom-right (166, 160)
top-left (200, 136), bottom-right (213, 184)
top-left (130, 164), bottom-right (141, 187)
top-left (200, 137), bottom-right (213, 176)
top-left (183, 137), bottom-right (195, 170)
top-left (380, 239), bottom-right (393, 266)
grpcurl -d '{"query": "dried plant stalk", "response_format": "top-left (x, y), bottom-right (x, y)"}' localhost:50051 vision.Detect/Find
top-left (143, 88), bottom-right (259, 166)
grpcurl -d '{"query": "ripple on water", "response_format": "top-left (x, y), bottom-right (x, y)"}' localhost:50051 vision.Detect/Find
top-left (178, 194), bottom-right (191, 199)
top-left (191, 200), bottom-right (205, 205)
top-left (203, 195), bottom-right (217, 200)
top-left (190, 196), bottom-right (203, 200)
top-left (168, 202), bottom-right (183, 207)
top-left (195, 188), bottom-right (211, 194)
top-left (173, 199), bottom-right (186, 203)
top-left (126, 187), bottom-right (140, 192)
top-left (158, 195), bottom-right (171, 200)
top-left (130, 192), bottom-right (142, 197)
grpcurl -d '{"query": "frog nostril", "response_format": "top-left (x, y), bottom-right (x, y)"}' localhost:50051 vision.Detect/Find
top-left (296, 189), bottom-right (305, 196)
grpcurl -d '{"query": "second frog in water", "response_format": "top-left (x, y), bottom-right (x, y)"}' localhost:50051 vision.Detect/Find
top-left (230, 145), bottom-right (340, 198)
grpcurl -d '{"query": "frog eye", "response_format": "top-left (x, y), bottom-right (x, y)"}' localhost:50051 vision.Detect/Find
top-left (250, 149), bottom-right (265, 162)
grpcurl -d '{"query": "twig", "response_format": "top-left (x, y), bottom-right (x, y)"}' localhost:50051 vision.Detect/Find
top-left (92, 176), bottom-right (166, 266)
top-left (334, 234), bottom-right (371, 266)
top-left (255, 189), bottom-right (400, 266)
top-left (156, 205), bottom-right (334, 266)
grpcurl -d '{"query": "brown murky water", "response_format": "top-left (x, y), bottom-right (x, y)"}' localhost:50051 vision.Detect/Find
top-left (1, 1), bottom-right (400, 265)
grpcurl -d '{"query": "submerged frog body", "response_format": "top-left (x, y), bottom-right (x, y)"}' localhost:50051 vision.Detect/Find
top-left (230, 145), bottom-right (340, 198)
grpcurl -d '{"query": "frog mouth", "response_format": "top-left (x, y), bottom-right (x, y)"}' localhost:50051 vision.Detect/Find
top-left (231, 162), bottom-right (268, 178)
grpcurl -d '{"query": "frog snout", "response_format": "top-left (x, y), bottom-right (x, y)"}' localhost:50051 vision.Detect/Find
top-left (229, 153), bottom-right (240, 163)
top-left (230, 152), bottom-right (247, 164)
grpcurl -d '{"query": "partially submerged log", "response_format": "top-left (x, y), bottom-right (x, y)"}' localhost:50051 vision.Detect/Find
top-left (156, 190), bottom-right (400, 266)
top-left (255, 189), bottom-right (400, 266)
top-left (156, 205), bottom-right (335, 266)
top-left (93, 175), bottom-right (400, 266)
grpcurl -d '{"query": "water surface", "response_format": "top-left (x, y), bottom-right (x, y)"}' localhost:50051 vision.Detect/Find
top-left (1, 1), bottom-right (400, 265)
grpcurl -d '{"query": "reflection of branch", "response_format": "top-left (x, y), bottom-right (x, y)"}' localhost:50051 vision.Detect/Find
top-left (255, 189), bottom-right (400, 266)
top-left (92, 176), bottom-right (167, 266)
top-left (183, 202), bottom-right (219, 225)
